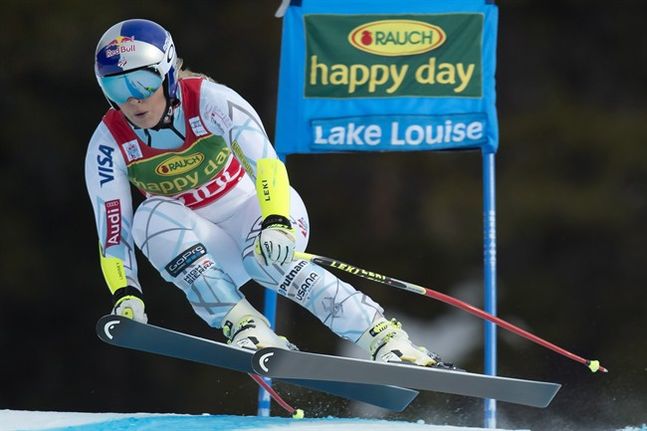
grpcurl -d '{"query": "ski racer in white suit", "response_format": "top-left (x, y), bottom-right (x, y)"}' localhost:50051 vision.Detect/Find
top-left (85, 18), bottom-right (450, 367)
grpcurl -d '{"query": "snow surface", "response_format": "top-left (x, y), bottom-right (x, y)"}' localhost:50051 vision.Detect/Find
top-left (0, 410), bottom-right (523, 431)
top-left (0, 411), bottom-right (168, 431)
top-left (1, 410), bottom-right (645, 431)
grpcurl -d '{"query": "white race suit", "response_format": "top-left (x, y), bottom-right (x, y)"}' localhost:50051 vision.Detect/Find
top-left (84, 77), bottom-right (384, 342)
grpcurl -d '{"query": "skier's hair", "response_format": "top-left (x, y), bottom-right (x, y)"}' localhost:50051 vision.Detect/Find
top-left (175, 58), bottom-right (217, 83)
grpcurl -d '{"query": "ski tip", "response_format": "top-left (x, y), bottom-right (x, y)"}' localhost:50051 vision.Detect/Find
top-left (96, 314), bottom-right (122, 342)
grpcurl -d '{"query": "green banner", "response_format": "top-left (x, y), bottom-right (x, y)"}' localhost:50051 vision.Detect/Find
top-left (305, 13), bottom-right (483, 98)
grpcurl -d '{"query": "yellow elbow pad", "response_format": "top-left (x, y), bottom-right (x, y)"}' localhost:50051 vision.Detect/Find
top-left (255, 158), bottom-right (290, 219)
top-left (99, 242), bottom-right (127, 294)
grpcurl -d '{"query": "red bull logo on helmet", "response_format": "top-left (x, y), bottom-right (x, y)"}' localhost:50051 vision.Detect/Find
top-left (105, 36), bottom-right (136, 58)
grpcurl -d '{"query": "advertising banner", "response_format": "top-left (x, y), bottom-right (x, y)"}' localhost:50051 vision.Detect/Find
top-left (274, 0), bottom-right (498, 154)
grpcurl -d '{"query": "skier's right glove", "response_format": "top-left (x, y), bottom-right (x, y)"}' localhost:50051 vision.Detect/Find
top-left (112, 286), bottom-right (148, 323)
top-left (254, 215), bottom-right (296, 266)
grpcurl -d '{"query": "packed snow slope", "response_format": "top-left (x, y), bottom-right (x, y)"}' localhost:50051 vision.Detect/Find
top-left (0, 410), bottom-right (523, 431)
top-left (1, 410), bottom-right (645, 431)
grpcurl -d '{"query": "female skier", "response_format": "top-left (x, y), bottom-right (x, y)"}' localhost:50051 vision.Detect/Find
top-left (85, 18), bottom-right (449, 368)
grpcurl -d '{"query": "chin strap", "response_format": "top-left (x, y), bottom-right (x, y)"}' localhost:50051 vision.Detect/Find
top-left (128, 95), bottom-right (184, 145)
top-left (149, 94), bottom-right (179, 131)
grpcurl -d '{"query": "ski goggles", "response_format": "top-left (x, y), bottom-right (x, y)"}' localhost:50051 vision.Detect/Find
top-left (99, 68), bottom-right (164, 105)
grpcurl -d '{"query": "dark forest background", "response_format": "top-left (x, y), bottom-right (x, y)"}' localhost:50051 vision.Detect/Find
top-left (0, 1), bottom-right (646, 430)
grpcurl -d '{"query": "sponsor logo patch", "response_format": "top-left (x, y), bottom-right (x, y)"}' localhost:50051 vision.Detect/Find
top-left (278, 260), bottom-right (308, 295)
top-left (105, 36), bottom-right (136, 58)
top-left (295, 272), bottom-right (319, 301)
top-left (348, 20), bottom-right (446, 56)
top-left (207, 106), bottom-right (233, 135)
top-left (122, 139), bottom-right (143, 162)
top-left (105, 199), bottom-right (121, 249)
top-left (296, 217), bottom-right (309, 238)
top-left (165, 243), bottom-right (207, 277)
top-left (155, 153), bottom-right (205, 176)
top-left (182, 258), bottom-right (215, 284)
top-left (189, 116), bottom-right (209, 137)
top-left (127, 136), bottom-right (233, 197)
top-left (97, 144), bottom-right (115, 186)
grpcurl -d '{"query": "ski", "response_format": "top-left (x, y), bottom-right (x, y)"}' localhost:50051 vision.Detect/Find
top-left (252, 348), bottom-right (561, 408)
top-left (96, 315), bottom-right (418, 411)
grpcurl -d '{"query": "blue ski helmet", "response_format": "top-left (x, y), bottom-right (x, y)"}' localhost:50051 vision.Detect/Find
top-left (95, 19), bottom-right (178, 106)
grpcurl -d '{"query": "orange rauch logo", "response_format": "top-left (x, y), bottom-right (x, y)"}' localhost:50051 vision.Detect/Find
top-left (348, 20), bottom-right (446, 56)
top-left (155, 153), bottom-right (205, 176)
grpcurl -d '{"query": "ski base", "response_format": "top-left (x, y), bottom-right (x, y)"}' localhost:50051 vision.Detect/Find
top-left (96, 315), bottom-right (417, 411)
top-left (252, 348), bottom-right (561, 408)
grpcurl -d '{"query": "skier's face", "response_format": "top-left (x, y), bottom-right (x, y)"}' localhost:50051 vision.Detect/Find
top-left (118, 86), bottom-right (167, 129)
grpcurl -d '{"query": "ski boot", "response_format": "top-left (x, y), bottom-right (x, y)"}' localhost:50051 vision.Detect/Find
top-left (222, 298), bottom-right (297, 351)
top-left (357, 317), bottom-right (457, 369)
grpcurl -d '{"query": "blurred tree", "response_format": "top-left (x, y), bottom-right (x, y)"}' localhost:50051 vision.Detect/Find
top-left (0, 1), bottom-right (645, 430)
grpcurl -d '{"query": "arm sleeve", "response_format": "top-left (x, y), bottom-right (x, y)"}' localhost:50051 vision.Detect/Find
top-left (199, 81), bottom-right (290, 219)
top-left (84, 122), bottom-right (141, 293)
top-left (199, 80), bottom-right (279, 182)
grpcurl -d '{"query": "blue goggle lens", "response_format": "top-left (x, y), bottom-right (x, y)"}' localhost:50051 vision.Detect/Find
top-left (100, 69), bottom-right (163, 105)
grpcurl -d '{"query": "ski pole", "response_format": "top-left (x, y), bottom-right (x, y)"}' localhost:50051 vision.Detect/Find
top-left (248, 373), bottom-right (305, 418)
top-left (295, 251), bottom-right (607, 374)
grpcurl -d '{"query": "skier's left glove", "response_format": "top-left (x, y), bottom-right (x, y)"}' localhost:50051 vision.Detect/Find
top-left (112, 286), bottom-right (148, 323)
top-left (254, 214), bottom-right (295, 266)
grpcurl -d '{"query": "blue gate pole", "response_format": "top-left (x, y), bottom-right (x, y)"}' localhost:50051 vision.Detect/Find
top-left (257, 283), bottom-right (276, 416)
top-left (256, 154), bottom-right (286, 416)
top-left (483, 151), bottom-right (497, 428)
